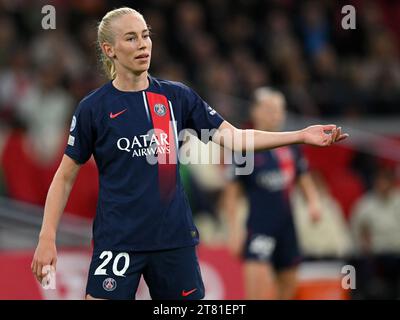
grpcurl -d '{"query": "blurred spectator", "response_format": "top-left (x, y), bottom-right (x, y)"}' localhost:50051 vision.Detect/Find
top-left (30, 27), bottom-right (86, 80)
top-left (310, 45), bottom-right (350, 115)
top-left (300, 1), bottom-right (330, 58)
top-left (351, 167), bottom-right (400, 256)
top-left (16, 64), bottom-right (73, 163)
top-left (0, 46), bottom-right (33, 124)
top-left (350, 166), bottom-right (400, 299)
top-left (1, 0), bottom-right (399, 122)
top-left (0, 15), bottom-right (17, 66)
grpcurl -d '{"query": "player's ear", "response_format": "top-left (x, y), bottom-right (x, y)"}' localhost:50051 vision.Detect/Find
top-left (102, 42), bottom-right (115, 59)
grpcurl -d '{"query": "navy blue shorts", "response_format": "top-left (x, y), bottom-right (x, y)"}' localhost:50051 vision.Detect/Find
top-left (243, 214), bottom-right (302, 271)
top-left (86, 245), bottom-right (205, 300)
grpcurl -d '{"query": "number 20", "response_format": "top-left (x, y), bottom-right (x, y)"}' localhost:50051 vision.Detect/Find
top-left (94, 251), bottom-right (130, 277)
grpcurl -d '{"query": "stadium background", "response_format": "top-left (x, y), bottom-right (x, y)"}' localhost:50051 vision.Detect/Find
top-left (0, 0), bottom-right (400, 299)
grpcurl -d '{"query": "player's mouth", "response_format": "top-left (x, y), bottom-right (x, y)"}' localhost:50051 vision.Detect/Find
top-left (135, 53), bottom-right (150, 61)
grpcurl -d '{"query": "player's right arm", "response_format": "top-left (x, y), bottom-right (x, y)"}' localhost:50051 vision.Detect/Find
top-left (31, 154), bottom-right (81, 283)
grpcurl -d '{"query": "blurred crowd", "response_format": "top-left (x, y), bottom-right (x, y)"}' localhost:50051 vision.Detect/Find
top-left (0, 0), bottom-right (400, 299)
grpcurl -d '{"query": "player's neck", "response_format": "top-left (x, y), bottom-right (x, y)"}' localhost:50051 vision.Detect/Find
top-left (112, 71), bottom-right (149, 92)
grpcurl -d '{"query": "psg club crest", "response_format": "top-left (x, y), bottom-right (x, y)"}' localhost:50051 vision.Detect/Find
top-left (102, 277), bottom-right (117, 292)
top-left (154, 103), bottom-right (167, 117)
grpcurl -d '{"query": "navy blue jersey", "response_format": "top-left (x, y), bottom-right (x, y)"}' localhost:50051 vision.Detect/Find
top-left (65, 76), bottom-right (224, 252)
top-left (234, 145), bottom-right (308, 234)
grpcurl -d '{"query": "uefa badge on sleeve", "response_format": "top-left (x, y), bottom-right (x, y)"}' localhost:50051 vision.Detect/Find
top-left (70, 116), bottom-right (77, 132)
top-left (154, 103), bottom-right (166, 117)
top-left (103, 278), bottom-right (117, 292)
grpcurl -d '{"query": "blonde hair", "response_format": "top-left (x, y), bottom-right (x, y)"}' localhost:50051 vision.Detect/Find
top-left (252, 87), bottom-right (286, 108)
top-left (97, 7), bottom-right (144, 79)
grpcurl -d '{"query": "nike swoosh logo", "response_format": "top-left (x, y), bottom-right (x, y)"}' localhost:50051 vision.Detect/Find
top-left (181, 288), bottom-right (197, 297)
top-left (110, 109), bottom-right (127, 119)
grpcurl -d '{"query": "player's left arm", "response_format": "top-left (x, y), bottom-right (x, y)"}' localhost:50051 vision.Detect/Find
top-left (212, 120), bottom-right (348, 152)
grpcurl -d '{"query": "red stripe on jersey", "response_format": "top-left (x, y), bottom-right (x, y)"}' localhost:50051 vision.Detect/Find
top-left (145, 92), bottom-right (177, 201)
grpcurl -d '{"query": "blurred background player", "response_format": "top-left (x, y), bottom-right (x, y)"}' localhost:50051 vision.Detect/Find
top-left (223, 87), bottom-right (322, 299)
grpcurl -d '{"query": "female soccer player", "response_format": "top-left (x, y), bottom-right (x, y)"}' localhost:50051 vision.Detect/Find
top-left (31, 7), bottom-right (348, 300)
top-left (224, 88), bottom-right (322, 300)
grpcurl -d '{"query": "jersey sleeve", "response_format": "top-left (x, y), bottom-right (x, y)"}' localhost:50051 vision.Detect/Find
top-left (179, 84), bottom-right (224, 143)
top-left (64, 100), bottom-right (95, 164)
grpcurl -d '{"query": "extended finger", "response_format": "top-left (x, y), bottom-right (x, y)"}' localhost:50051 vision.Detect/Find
top-left (36, 262), bottom-right (43, 282)
top-left (336, 133), bottom-right (349, 142)
top-left (33, 261), bottom-right (41, 281)
top-left (334, 127), bottom-right (342, 141)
